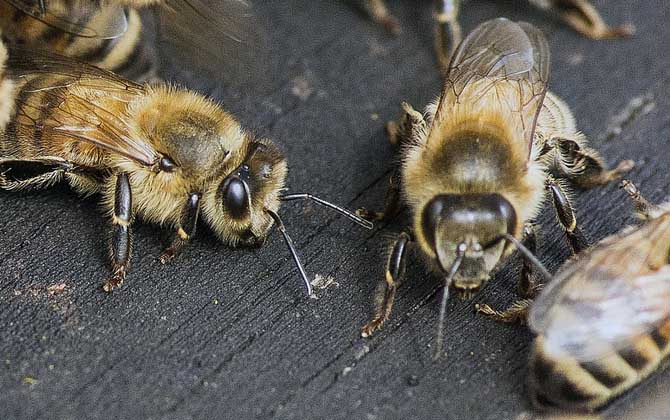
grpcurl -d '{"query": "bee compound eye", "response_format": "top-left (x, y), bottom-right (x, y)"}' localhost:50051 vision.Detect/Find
top-left (222, 177), bottom-right (250, 219)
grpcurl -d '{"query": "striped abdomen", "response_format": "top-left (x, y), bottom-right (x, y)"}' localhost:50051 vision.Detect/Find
top-left (0, 1), bottom-right (156, 81)
top-left (528, 320), bottom-right (670, 412)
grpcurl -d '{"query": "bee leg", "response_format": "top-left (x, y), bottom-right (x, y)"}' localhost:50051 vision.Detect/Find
top-left (0, 158), bottom-right (74, 191)
top-left (356, 169), bottom-right (401, 222)
top-left (433, 0), bottom-right (461, 72)
top-left (475, 299), bottom-right (533, 324)
top-left (363, 0), bottom-right (401, 34)
top-left (519, 223), bottom-right (543, 298)
top-left (361, 231), bottom-right (412, 337)
top-left (552, 137), bottom-right (634, 189)
top-left (621, 179), bottom-right (657, 220)
top-left (103, 173), bottom-right (133, 293)
top-left (477, 225), bottom-right (542, 324)
top-left (546, 176), bottom-right (589, 255)
top-left (387, 101), bottom-right (426, 147)
top-left (358, 103), bottom-right (423, 221)
top-left (528, 0), bottom-right (634, 39)
top-left (159, 193), bottom-right (200, 264)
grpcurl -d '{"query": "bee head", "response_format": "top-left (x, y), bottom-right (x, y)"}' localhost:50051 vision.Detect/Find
top-left (203, 135), bottom-right (371, 296)
top-left (419, 193), bottom-right (517, 293)
top-left (204, 138), bottom-right (287, 247)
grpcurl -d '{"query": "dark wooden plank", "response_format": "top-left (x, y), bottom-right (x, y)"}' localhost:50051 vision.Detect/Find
top-left (0, 1), bottom-right (668, 419)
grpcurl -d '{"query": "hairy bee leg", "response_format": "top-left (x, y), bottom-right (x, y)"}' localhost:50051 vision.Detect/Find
top-left (528, 0), bottom-right (633, 39)
top-left (361, 231), bottom-right (412, 337)
top-left (159, 193), bottom-right (200, 264)
top-left (387, 101), bottom-right (426, 147)
top-left (0, 158), bottom-right (74, 191)
top-left (356, 169), bottom-right (401, 222)
top-left (553, 137), bottom-right (634, 188)
top-left (363, 0), bottom-right (401, 34)
top-left (433, 0), bottom-right (461, 72)
top-left (104, 173), bottom-right (133, 293)
top-left (546, 176), bottom-right (588, 255)
top-left (475, 299), bottom-right (533, 324)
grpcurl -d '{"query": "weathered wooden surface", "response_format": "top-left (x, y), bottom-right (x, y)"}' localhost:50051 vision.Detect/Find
top-left (0, 1), bottom-right (668, 419)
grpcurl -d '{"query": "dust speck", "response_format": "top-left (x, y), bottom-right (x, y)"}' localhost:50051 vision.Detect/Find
top-left (605, 93), bottom-right (655, 141)
top-left (566, 53), bottom-right (584, 66)
top-left (22, 376), bottom-right (38, 386)
top-left (291, 76), bottom-right (314, 101)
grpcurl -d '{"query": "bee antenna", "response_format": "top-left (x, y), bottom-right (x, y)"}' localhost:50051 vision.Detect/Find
top-left (433, 243), bottom-right (466, 360)
top-left (279, 193), bottom-right (374, 229)
top-left (265, 209), bottom-right (313, 297)
top-left (501, 233), bottom-right (552, 281)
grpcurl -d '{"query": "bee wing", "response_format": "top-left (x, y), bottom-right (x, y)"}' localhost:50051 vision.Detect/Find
top-left (434, 18), bottom-right (549, 155)
top-left (529, 265), bottom-right (670, 362)
top-left (156, 0), bottom-right (267, 87)
top-left (5, 0), bottom-right (128, 39)
top-left (7, 50), bottom-right (158, 166)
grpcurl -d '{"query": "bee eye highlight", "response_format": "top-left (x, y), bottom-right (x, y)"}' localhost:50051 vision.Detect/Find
top-left (221, 176), bottom-right (250, 219)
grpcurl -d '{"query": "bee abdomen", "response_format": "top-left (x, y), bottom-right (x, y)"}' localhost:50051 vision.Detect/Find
top-left (528, 324), bottom-right (670, 411)
top-left (0, 4), bottom-right (155, 82)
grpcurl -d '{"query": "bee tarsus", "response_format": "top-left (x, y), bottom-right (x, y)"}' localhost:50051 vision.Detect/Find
top-left (530, 0), bottom-right (635, 39)
top-left (361, 230), bottom-right (412, 338)
top-left (474, 299), bottom-right (533, 324)
top-left (363, 0), bottom-right (401, 35)
top-left (159, 192), bottom-right (200, 265)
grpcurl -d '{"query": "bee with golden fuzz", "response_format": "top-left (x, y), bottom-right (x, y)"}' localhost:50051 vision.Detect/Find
top-left (0, 0), bottom-right (255, 81)
top-left (519, 180), bottom-right (670, 412)
top-left (0, 43), bottom-right (372, 293)
top-left (361, 0), bottom-right (632, 70)
top-left (355, 18), bottom-right (632, 356)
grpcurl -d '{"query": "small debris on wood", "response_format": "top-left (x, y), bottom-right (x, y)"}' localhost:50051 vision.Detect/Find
top-left (47, 283), bottom-right (66, 295)
top-left (310, 274), bottom-right (339, 290)
top-left (22, 377), bottom-right (38, 386)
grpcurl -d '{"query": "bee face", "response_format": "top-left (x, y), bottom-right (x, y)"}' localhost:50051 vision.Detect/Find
top-left (203, 139), bottom-right (287, 247)
top-left (418, 193), bottom-right (516, 291)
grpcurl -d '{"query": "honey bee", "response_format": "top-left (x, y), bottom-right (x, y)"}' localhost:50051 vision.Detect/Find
top-left (0, 42), bottom-right (372, 294)
top-left (523, 180), bottom-right (670, 412)
top-left (0, 0), bottom-right (256, 82)
top-left (355, 18), bottom-right (632, 357)
top-left (361, 0), bottom-right (633, 70)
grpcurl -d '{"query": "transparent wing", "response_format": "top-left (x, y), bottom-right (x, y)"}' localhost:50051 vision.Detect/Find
top-left (5, 0), bottom-right (128, 39)
top-left (529, 266), bottom-right (670, 362)
top-left (156, 0), bottom-right (267, 87)
top-left (7, 49), bottom-right (158, 166)
top-left (434, 18), bottom-right (550, 155)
